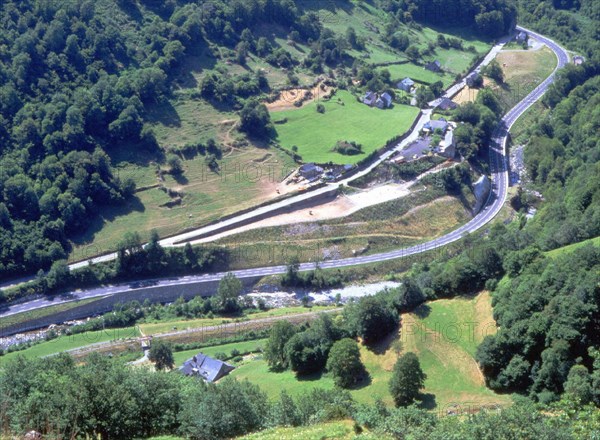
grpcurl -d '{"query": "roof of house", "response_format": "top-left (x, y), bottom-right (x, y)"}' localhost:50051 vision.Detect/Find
top-left (300, 163), bottom-right (323, 173)
top-left (399, 77), bottom-right (415, 86)
top-left (425, 118), bottom-right (448, 132)
top-left (179, 353), bottom-right (235, 382)
top-left (438, 97), bottom-right (457, 110)
top-left (363, 91), bottom-right (376, 99)
top-left (425, 61), bottom-right (441, 72)
top-left (517, 31), bottom-right (527, 39)
top-left (381, 92), bottom-right (393, 105)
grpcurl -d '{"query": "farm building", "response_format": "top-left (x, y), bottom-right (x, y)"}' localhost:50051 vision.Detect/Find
top-left (397, 77), bottom-right (415, 92)
top-left (438, 97), bottom-right (457, 111)
top-left (425, 60), bottom-right (442, 72)
top-left (423, 118), bottom-right (448, 134)
top-left (179, 353), bottom-right (235, 383)
top-left (362, 91), bottom-right (377, 106)
top-left (466, 72), bottom-right (481, 87)
top-left (299, 163), bottom-right (324, 180)
top-left (376, 92), bottom-right (393, 109)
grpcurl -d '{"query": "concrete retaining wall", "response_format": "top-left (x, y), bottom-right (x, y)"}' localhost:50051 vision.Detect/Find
top-left (1, 276), bottom-right (262, 337)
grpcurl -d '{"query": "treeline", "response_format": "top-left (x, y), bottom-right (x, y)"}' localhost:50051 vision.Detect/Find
top-left (472, 57), bottom-right (600, 403)
top-left (524, 76), bottom-right (600, 250)
top-left (1, 353), bottom-right (598, 439)
top-left (477, 245), bottom-right (600, 404)
top-left (2, 231), bottom-right (228, 304)
top-left (381, 0), bottom-right (517, 38)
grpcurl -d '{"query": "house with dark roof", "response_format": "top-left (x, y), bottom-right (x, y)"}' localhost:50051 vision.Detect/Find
top-left (466, 72), bottom-right (481, 87)
top-left (397, 77), bottom-right (415, 92)
top-left (438, 97), bottom-right (457, 111)
top-left (516, 31), bottom-right (527, 43)
top-left (179, 353), bottom-right (235, 383)
top-left (362, 91), bottom-right (377, 106)
top-left (425, 60), bottom-right (442, 72)
top-left (423, 118), bottom-right (448, 134)
top-left (299, 163), bottom-right (324, 180)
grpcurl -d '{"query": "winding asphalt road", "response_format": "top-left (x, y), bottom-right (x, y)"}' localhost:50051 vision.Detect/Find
top-left (0, 27), bottom-right (568, 321)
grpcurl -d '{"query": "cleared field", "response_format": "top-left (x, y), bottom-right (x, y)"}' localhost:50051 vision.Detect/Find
top-left (220, 292), bottom-right (509, 410)
top-left (273, 90), bottom-right (420, 164)
top-left (400, 293), bottom-right (510, 409)
top-left (71, 146), bottom-right (296, 257)
top-left (0, 327), bottom-right (140, 367)
top-left (492, 47), bottom-right (557, 112)
top-left (140, 306), bottom-right (337, 336)
top-left (377, 63), bottom-right (452, 87)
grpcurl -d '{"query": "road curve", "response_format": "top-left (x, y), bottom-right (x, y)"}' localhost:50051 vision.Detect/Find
top-left (0, 27), bottom-right (568, 320)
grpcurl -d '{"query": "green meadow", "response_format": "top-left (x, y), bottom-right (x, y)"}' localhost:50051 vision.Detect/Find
top-left (273, 90), bottom-right (420, 164)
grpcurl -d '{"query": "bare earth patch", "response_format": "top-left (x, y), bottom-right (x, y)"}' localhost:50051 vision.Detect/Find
top-left (266, 82), bottom-right (334, 112)
top-left (189, 182), bottom-right (413, 245)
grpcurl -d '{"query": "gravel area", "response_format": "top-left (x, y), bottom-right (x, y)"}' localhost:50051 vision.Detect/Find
top-left (247, 281), bottom-right (402, 307)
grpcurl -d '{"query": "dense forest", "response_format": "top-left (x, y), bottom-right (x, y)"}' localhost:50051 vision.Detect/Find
top-left (383, 0), bottom-right (517, 38)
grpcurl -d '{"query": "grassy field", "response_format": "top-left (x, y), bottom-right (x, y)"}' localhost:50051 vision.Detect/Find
top-left (0, 326), bottom-right (140, 367)
top-left (377, 63), bottom-right (452, 87)
top-left (71, 144), bottom-right (297, 258)
top-left (545, 236), bottom-right (600, 258)
top-left (217, 292), bottom-right (510, 410)
top-left (400, 293), bottom-right (510, 409)
top-left (273, 90), bottom-right (420, 164)
top-left (139, 306), bottom-right (337, 336)
top-left (241, 420), bottom-right (387, 440)
top-left (493, 47), bottom-right (558, 112)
